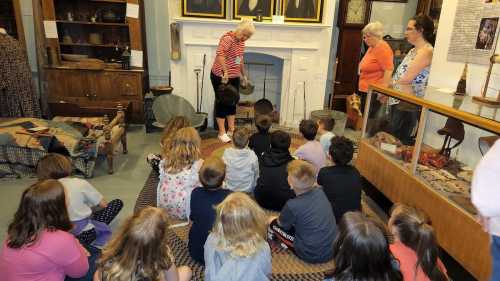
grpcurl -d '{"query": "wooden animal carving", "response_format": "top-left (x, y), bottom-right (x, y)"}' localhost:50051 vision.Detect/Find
top-left (346, 93), bottom-right (363, 130)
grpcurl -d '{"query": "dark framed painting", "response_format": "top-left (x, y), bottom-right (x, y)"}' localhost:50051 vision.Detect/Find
top-left (233, 0), bottom-right (275, 20)
top-left (182, 0), bottom-right (226, 19)
top-left (282, 0), bottom-right (323, 23)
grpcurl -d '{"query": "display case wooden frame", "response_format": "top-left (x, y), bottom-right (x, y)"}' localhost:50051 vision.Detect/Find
top-left (356, 84), bottom-right (500, 281)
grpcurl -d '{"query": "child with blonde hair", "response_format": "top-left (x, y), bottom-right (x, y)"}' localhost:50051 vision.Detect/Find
top-left (94, 207), bottom-right (192, 281)
top-left (269, 160), bottom-right (336, 263)
top-left (222, 127), bottom-right (259, 193)
top-left (389, 204), bottom-right (448, 281)
top-left (147, 116), bottom-right (191, 172)
top-left (157, 127), bottom-right (203, 220)
top-left (204, 192), bottom-right (271, 281)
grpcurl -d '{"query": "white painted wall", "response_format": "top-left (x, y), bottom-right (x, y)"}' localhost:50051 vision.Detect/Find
top-left (370, 0), bottom-right (418, 38)
top-left (425, 0), bottom-right (500, 168)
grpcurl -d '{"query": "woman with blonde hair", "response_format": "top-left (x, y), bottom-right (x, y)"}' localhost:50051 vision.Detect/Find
top-left (358, 21), bottom-right (394, 114)
top-left (94, 207), bottom-right (192, 281)
top-left (157, 127), bottom-right (203, 220)
top-left (211, 19), bottom-right (255, 143)
top-left (204, 192), bottom-right (271, 281)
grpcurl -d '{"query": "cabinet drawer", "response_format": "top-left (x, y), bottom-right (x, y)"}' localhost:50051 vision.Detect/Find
top-left (46, 69), bottom-right (90, 98)
top-left (116, 72), bottom-right (142, 98)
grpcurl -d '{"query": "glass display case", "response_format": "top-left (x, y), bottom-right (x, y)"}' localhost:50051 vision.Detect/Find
top-left (356, 84), bottom-right (500, 281)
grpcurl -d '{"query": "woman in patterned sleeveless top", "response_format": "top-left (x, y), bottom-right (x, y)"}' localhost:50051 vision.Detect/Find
top-left (211, 20), bottom-right (255, 143)
top-left (388, 14), bottom-right (435, 145)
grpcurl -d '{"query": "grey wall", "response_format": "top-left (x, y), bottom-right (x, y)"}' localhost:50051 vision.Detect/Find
top-left (144, 0), bottom-right (171, 87)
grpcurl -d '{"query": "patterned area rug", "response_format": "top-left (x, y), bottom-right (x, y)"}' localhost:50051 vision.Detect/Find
top-left (199, 133), bottom-right (306, 159)
top-left (135, 136), bottom-right (385, 281)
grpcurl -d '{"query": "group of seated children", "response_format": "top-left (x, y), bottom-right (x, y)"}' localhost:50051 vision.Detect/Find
top-left (0, 114), bottom-right (448, 281)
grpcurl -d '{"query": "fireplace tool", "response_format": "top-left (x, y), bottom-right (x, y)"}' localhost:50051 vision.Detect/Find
top-left (303, 81), bottom-right (307, 120)
top-left (195, 54), bottom-right (208, 131)
top-left (253, 62), bottom-right (274, 117)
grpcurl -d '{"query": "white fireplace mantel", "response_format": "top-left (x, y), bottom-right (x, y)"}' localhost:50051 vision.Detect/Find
top-left (169, 17), bottom-right (334, 127)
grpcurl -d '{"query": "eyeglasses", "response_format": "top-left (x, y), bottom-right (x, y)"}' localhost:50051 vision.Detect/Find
top-left (406, 27), bottom-right (416, 31)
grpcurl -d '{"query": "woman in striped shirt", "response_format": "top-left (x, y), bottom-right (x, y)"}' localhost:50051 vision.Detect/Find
top-left (211, 20), bottom-right (255, 143)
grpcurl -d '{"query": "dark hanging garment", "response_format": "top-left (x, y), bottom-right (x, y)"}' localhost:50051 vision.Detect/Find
top-left (0, 32), bottom-right (41, 118)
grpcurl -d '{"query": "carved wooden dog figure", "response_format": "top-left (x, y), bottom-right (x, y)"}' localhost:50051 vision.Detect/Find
top-left (346, 93), bottom-right (363, 130)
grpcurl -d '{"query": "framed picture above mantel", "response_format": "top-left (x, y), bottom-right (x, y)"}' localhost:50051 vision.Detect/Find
top-left (372, 0), bottom-right (408, 2)
top-left (182, 0), bottom-right (226, 19)
top-left (233, 0), bottom-right (275, 20)
top-left (282, 0), bottom-right (324, 23)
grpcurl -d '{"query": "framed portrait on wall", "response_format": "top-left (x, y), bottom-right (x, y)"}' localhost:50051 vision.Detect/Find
top-left (371, 0), bottom-right (407, 2)
top-left (182, 0), bottom-right (226, 18)
top-left (283, 0), bottom-right (323, 23)
top-left (233, 0), bottom-right (275, 20)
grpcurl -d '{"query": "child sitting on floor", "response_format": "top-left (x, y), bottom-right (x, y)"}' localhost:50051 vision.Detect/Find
top-left (204, 192), bottom-right (271, 281)
top-left (254, 130), bottom-right (295, 211)
top-left (388, 204), bottom-right (448, 281)
top-left (37, 153), bottom-right (123, 246)
top-left (269, 160), bottom-right (336, 264)
top-left (324, 212), bottom-right (403, 281)
top-left (318, 136), bottom-right (361, 223)
top-left (249, 114), bottom-right (272, 158)
top-left (223, 127), bottom-right (259, 193)
top-left (0, 180), bottom-right (95, 281)
top-left (317, 117), bottom-right (335, 155)
top-left (147, 116), bottom-right (191, 173)
top-left (157, 127), bottom-right (203, 220)
top-left (95, 207), bottom-right (192, 281)
top-left (189, 156), bottom-right (232, 264)
top-left (294, 119), bottom-right (326, 171)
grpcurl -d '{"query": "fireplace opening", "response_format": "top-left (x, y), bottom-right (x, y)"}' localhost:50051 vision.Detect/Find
top-left (236, 52), bottom-right (284, 124)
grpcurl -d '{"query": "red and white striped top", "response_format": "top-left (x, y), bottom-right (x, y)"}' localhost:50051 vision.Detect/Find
top-left (211, 31), bottom-right (245, 78)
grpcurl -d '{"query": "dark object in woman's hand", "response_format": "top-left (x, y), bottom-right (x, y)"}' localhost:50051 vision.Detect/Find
top-left (216, 84), bottom-right (240, 106)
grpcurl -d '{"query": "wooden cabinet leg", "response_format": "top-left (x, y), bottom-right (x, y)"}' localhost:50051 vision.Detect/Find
top-left (121, 131), bottom-right (128, 154)
top-left (107, 153), bottom-right (114, 174)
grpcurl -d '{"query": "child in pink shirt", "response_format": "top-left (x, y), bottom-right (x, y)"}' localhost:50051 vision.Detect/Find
top-left (388, 204), bottom-right (448, 281)
top-left (0, 180), bottom-right (90, 281)
top-left (294, 119), bottom-right (326, 171)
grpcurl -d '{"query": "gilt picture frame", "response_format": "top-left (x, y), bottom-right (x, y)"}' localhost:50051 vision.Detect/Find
top-left (182, 0), bottom-right (226, 19)
top-left (282, 0), bottom-right (323, 23)
top-left (233, 0), bottom-right (275, 20)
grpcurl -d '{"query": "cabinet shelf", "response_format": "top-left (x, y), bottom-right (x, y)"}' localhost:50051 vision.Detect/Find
top-left (89, 0), bottom-right (126, 3)
top-left (56, 20), bottom-right (128, 27)
top-left (60, 42), bottom-right (124, 48)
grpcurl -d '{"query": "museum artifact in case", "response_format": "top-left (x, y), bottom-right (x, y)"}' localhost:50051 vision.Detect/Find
top-left (356, 84), bottom-right (500, 281)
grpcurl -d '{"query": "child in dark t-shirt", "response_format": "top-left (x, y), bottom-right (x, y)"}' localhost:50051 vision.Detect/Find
top-left (317, 136), bottom-right (361, 223)
top-left (268, 160), bottom-right (337, 264)
top-left (189, 156), bottom-right (232, 264)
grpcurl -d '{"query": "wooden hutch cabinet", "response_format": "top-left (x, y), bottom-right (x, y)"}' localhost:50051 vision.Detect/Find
top-left (36, 0), bottom-right (147, 122)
